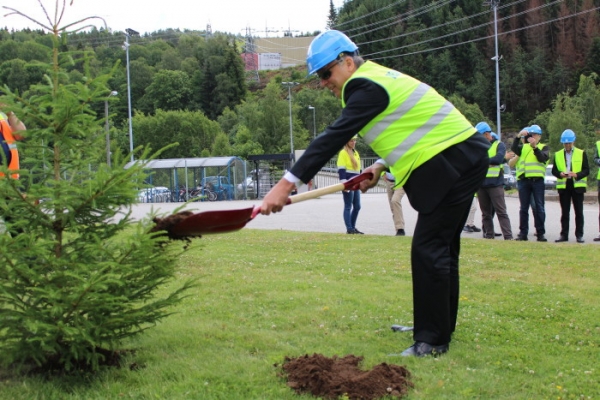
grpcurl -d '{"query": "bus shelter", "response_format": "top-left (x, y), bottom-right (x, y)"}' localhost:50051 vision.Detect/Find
top-left (124, 156), bottom-right (246, 202)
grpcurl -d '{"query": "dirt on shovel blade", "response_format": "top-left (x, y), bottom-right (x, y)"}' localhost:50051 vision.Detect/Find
top-left (150, 211), bottom-right (197, 240)
top-left (281, 353), bottom-right (413, 399)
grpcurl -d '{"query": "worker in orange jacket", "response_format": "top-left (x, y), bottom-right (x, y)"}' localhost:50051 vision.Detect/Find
top-left (1, 109), bottom-right (26, 178)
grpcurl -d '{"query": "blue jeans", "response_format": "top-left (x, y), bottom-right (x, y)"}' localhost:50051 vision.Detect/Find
top-left (342, 190), bottom-right (361, 231)
top-left (518, 178), bottom-right (545, 236)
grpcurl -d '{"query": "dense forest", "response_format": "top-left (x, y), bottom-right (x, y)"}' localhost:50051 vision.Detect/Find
top-left (1, 0), bottom-right (600, 161)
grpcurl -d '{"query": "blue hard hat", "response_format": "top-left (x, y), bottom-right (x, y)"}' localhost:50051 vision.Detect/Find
top-left (528, 124), bottom-right (542, 135)
top-left (475, 121), bottom-right (492, 134)
top-left (560, 129), bottom-right (576, 143)
top-left (306, 30), bottom-right (358, 75)
top-left (491, 132), bottom-right (499, 140)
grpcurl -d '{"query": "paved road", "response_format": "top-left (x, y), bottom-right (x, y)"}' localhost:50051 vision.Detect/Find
top-left (127, 192), bottom-right (600, 244)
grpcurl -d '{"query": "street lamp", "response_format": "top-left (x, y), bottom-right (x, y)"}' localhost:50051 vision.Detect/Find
top-left (104, 90), bottom-right (118, 166)
top-left (282, 82), bottom-right (299, 159)
top-left (490, 0), bottom-right (502, 138)
top-left (307, 105), bottom-right (316, 139)
top-left (124, 28), bottom-right (138, 162)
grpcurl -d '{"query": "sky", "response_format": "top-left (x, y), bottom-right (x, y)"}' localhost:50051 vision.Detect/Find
top-left (2, 0), bottom-right (344, 36)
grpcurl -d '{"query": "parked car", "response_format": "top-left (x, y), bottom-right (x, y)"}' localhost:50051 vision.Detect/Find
top-left (544, 164), bottom-right (557, 190)
top-left (237, 176), bottom-right (257, 198)
top-left (138, 186), bottom-right (172, 203)
top-left (503, 164), bottom-right (516, 190)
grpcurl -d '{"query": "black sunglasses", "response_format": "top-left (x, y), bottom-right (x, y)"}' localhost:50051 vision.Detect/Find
top-left (317, 59), bottom-right (342, 80)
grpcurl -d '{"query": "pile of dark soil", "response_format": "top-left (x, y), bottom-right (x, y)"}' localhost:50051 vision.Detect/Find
top-left (150, 211), bottom-right (196, 241)
top-left (281, 353), bottom-right (413, 399)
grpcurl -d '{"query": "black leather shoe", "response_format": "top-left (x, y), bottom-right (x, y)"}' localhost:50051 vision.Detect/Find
top-left (594, 236), bottom-right (600, 242)
top-left (555, 236), bottom-right (568, 243)
top-left (467, 225), bottom-right (481, 232)
top-left (396, 229), bottom-right (405, 236)
top-left (537, 235), bottom-right (548, 242)
top-left (463, 225), bottom-right (473, 233)
top-left (346, 229), bottom-right (355, 234)
top-left (576, 237), bottom-right (585, 243)
top-left (515, 235), bottom-right (528, 241)
top-left (352, 228), bottom-right (364, 234)
top-left (495, 233), bottom-right (502, 237)
top-left (400, 341), bottom-right (449, 357)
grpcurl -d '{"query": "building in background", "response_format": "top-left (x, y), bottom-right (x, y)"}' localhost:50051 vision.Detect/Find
top-left (241, 36), bottom-right (314, 71)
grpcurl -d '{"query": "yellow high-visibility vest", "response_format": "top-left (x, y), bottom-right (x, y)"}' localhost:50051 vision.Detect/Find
top-left (555, 147), bottom-right (587, 189)
top-left (342, 61), bottom-right (476, 187)
top-left (520, 143), bottom-right (546, 178)
top-left (486, 141), bottom-right (501, 178)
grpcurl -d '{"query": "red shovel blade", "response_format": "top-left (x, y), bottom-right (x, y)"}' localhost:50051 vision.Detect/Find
top-left (171, 207), bottom-right (255, 236)
top-left (169, 171), bottom-right (374, 236)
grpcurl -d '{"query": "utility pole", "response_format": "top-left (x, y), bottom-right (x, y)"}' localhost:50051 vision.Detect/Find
top-left (104, 91), bottom-right (118, 166)
top-left (490, 0), bottom-right (502, 139)
top-left (282, 82), bottom-right (299, 160)
top-left (124, 28), bottom-right (138, 162)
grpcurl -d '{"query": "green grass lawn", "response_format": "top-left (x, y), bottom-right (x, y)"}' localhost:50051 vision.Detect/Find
top-left (1, 230), bottom-right (599, 399)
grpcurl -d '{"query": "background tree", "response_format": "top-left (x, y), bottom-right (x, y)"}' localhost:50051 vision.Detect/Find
top-left (131, 109), bottom-right (223, 158)
top-left (141, 70), bottom-right (193, 112)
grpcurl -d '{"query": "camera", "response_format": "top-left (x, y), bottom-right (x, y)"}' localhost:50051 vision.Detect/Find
top-left (521, 132), bottom-right (533, 141)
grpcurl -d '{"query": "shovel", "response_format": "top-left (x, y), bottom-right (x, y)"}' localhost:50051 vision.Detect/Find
top-left (171, 171), bottom-right (374, 236)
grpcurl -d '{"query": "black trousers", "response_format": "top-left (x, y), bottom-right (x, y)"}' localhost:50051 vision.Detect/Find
top-left (558, 187), bottom-right (585, 238)
top-left (404, 134), bottom-right (489, 346)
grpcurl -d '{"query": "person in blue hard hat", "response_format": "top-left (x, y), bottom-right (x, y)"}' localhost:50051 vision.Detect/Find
top-left (259, 30), bottom-right (490, 357)
top-left (475, 122), bottom-right (513, 240)
top-left (511, 124), bottom-right (549, 241)
top-left (551, 129), bottom-right (589, 243)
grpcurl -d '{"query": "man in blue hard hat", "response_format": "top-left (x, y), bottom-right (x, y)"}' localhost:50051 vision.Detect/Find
top-left (259, 30), bottom-right (489, 357)
top-left (511, 124), bottom-right (549, 241)
top-left (475, 122), bottom-right (513, 240)
top-left (551, 129), bottom-right (589, 243)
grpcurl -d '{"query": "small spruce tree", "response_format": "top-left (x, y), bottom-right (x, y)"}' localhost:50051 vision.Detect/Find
top-left (0, 1), bottom-right (194, 372)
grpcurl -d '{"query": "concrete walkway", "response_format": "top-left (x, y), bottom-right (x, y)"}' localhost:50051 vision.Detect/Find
top-left (127, 191), bottom-right (600, 244)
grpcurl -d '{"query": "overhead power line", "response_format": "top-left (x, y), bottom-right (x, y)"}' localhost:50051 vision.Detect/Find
top-left (365, 5), bottom-right (600, 61)
top-left (360, 0), bottom-right (562, 57)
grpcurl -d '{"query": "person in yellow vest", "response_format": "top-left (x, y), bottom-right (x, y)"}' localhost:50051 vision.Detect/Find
top-left (337, 136), bottom-right (363, 234)
top-left (594, 140), bottom-right (600, 242)
top-left (475, 122), bottom-right (513, 240)
top-left (511, 124), bottom-right (549, 241)
top-left (381, 171), bottom-right (406, 236)
top-left (551, 129), bottom-right (589, 243)
top-left (259, 30), bottom-right (489, 357)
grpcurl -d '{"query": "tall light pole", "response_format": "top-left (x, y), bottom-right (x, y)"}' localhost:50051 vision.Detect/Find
top-left (104, 90), bottom-right (118, 166)
top-left (282, 82), bottom-right (299, 159)
top-left (307, 105), bottom-right (316, 139)
top-left (490, 0), bottom-right (502, 138)
top-left (124, 28), bottom-right (138, 162)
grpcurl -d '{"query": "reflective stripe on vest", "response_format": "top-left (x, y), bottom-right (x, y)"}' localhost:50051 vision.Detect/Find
top-left (555, 148), bottom-right (587, 189)
top-left (597, 141), bottom-right (600, 180)
top-left (0, 118), bottom-right (19, 179)
top-left (521, 143), bottom-right (546, 177)
top-left (341, 61), bottom-right (476, 187)
top-left (486, 141), bottom-right (501, 178)
top-left (515, 156), bottom-right (524, 180)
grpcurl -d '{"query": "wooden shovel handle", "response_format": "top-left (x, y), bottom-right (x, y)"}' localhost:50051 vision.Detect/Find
top-left (249, 171), bottom-right (374, 219)
top-left (288, 171), bottom-right (374, 204)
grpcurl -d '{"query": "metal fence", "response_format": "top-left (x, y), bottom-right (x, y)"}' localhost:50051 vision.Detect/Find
top-left (311, 157), bottom-right (387, 194)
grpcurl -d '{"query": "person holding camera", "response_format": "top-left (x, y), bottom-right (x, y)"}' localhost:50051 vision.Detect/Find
top-left (511, 124), bottom-right (549, 241)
